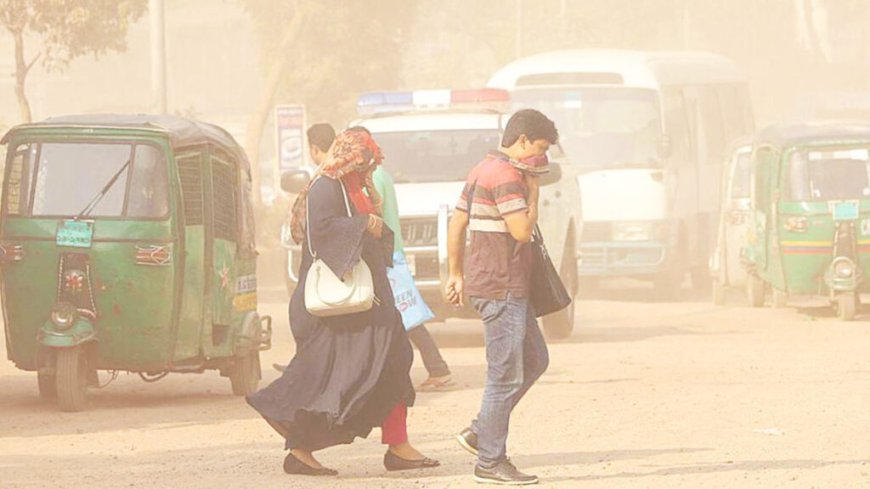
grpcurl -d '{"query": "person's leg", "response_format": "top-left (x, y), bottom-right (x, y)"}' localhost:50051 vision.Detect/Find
top-left (407, 325), bottom-right (451, 378)
top-left (382, 402), bottom-right (409, 447)
top-left (382, 402), bottom-right (439, 467)
top-left (509, 303), bottom-right (550, 409)
top-left (469, 296), bottom-right (528, 468)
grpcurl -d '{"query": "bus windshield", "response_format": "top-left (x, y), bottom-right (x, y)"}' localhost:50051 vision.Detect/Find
top-left (4, 141), bottom-right (169, 218)
top-left (510, 87), bottom-right (661, 169)
top-left (787, 147), bottom-right (870, 201)
top-left (371, 129), bottom-right (501, 183)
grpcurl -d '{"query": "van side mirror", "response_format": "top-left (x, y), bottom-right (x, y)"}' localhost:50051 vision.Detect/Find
top-left (280, 168), bottom-right (312, 194)
top-left (539, 162), bottom-right (562, 186)
top-left (657, 134), bottom-right (673, 160)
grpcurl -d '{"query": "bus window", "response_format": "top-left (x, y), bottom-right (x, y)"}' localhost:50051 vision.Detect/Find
top-left (698, 86), bottom-right (727, 165)
top-left (662, 88), bottom-right (692, 167)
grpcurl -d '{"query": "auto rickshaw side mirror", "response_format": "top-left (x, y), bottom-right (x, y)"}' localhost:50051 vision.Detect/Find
top-left (540, 162), bottom-right (562, 186)
top-left (280, 169), bottom-right (313, 194)
top-left (657, 134), bottom-right (673, 160)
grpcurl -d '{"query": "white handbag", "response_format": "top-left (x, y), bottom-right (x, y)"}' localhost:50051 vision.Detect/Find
top-left (304, 178), bottom-right (375, 317)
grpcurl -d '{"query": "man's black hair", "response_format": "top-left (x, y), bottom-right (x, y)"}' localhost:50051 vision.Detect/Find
top-left (307, 123), bottom-right (336, 152)
top-left (501, 109), bottom-right (559, 147)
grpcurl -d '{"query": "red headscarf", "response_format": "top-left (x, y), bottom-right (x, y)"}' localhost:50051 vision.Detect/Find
top-left (290, 130), bottom-right (384, 244)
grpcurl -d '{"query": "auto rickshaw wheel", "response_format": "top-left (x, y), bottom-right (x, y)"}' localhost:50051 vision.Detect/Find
top-left (56, 346), bottom-right (91, 412)
top-left (746, 276), bottom-right (765, 308)
top-left (837, 294), bottom-right (857, 321)
top-left (37, 372), bottom-right (57, 400)
top-left (230, 349), bottom-right (261, 396)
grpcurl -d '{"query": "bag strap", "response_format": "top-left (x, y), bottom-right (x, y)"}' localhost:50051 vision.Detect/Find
top-left (306, 176), bottom-right (354, 258)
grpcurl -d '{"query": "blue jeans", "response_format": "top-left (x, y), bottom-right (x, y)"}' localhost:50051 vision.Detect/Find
top-left (469, 294), bottom-right (549, 468)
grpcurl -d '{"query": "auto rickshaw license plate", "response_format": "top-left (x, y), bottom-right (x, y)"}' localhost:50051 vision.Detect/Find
top-left (56, 220), bottom-right (94, 248)
top-left (831, 201), bottom-right (860, 221)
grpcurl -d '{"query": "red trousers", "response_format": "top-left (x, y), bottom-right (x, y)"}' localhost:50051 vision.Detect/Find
top-left (381, 402), bottom-right (408, 445)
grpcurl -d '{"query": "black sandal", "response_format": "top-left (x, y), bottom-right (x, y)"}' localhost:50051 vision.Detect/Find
top-left (383, 450), bottom-right (441, 472)
top-left (283, 452), bottom-right (338, 476)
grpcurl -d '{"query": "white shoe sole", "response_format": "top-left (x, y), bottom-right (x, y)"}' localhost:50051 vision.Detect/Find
top-left (455, 434), bottom-right (479, 457)
top-left (473, 475), bottom-right (539, 485)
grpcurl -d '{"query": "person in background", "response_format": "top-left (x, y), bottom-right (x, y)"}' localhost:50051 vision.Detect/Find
top-left (249, 130), bottom-right (439, 476)
top-left (348, 126), bottom-right (454, 391)
top-left (274, 122), bottom-right (338, 373)
top-left (445, 109), bottom-right (559, 485)
top-left (307, 123), bottom-right (335, 166)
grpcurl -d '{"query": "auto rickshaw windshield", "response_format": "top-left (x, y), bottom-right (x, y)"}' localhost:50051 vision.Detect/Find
top-left (4, 141), bottom-right (169, 218)
top-left (786, 147), bottom-right (870, 201)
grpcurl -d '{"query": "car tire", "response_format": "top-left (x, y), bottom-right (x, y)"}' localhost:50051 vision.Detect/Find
top-left (56, 346), bottom-right (90, 412)
top-left (542, 232), bottom-right (577, 340)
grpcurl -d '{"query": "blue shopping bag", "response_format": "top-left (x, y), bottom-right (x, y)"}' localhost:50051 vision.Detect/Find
top-left (388, 252), bottom-right (435, 331)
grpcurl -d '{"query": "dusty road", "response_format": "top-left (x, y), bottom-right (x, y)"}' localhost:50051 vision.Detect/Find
top-left (2, 284), bottom-right (870, 488)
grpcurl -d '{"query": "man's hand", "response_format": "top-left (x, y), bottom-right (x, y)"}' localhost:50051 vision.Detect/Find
top-left (445, 273), bottom-right (464, 307)
top-left (525, 173), bottom-right (540, 205)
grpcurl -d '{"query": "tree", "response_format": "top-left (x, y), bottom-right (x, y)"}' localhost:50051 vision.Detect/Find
top-left (240, 0), bottom-right (415, 204)
top-left (0, 0), bottom-right (147, 123)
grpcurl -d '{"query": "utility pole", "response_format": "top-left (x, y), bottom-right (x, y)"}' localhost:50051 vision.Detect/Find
top-left (149, 0), bottom-right (167, 114)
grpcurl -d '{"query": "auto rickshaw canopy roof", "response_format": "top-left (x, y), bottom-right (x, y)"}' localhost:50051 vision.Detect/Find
top-left (1, 114), bottom-right (250, 174)
top-left (755, 122), bottom-right (870, 149)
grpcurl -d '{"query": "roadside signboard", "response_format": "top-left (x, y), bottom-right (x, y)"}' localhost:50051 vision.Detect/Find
top-left (274, 104), bottom-right (306, 190)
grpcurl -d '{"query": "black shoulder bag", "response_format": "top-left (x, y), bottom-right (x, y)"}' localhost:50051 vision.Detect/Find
top-left (529, 225), bottom-right (572, 317)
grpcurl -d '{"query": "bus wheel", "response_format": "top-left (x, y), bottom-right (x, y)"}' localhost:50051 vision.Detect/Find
top-left (37, 371), bottom-right (57, 400)
top-left (230, 349), bottom-right (261, 396)
top-left (837, 294), bottom-right (857, 321)
top-left (711, 279), bottom-right (726, 306)
top-left (746, 276), bottom-right (765, 308)
top-left (56, 346), bottom-right (91, 412)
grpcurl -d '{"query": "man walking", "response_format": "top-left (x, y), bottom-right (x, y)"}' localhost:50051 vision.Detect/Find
top-left (445, 109), bottom-right (559, 485)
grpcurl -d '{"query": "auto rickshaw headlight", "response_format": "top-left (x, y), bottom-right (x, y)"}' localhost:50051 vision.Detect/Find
top-left (50, 302), bottom-right (78, 331)
top-left (833, 258), bottom-right (856, 279)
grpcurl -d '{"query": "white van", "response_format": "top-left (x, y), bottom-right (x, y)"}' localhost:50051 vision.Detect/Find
top-left (281, 89), bottom-right (582, 337)
top-left (488, 50), bottom-right (754, 294)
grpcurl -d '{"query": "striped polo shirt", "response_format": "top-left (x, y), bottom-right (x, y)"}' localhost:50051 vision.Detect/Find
top-left (456, 151), bottom-right (532, 299)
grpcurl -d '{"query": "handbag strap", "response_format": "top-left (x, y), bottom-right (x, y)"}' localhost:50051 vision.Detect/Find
top-left (306, 177), bottom-right (354, 258)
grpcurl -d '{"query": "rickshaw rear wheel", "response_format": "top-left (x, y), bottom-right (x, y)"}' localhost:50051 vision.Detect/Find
top-left (56, 346), bottom-right (91, 412)
top-left (37, 372), bottom-right (57, 400)
top-left (230, 349), bottom-right (261, 396)
top-left (836, 294), bottom-right (857, 321)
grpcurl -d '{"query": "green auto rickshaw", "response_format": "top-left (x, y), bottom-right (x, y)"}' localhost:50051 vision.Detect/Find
top-left (0, 115), bottom-right (272, 411)
top-left (744, 122), bottom-right (870, 320)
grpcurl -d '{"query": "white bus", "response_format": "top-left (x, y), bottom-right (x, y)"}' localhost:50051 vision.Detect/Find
top-left (488, 50), bottom-right (754, 294)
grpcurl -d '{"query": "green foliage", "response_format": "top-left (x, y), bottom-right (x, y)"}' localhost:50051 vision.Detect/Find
top-left (240, 0), bottom-right (416, 125)
top-left (0, 0), bottom-right (147, 68)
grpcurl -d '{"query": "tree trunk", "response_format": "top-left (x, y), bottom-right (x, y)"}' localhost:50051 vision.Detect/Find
top-left (244, 2), bottom-right (305, 206)
top-left (12, 28), bottom-right (32, 123)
